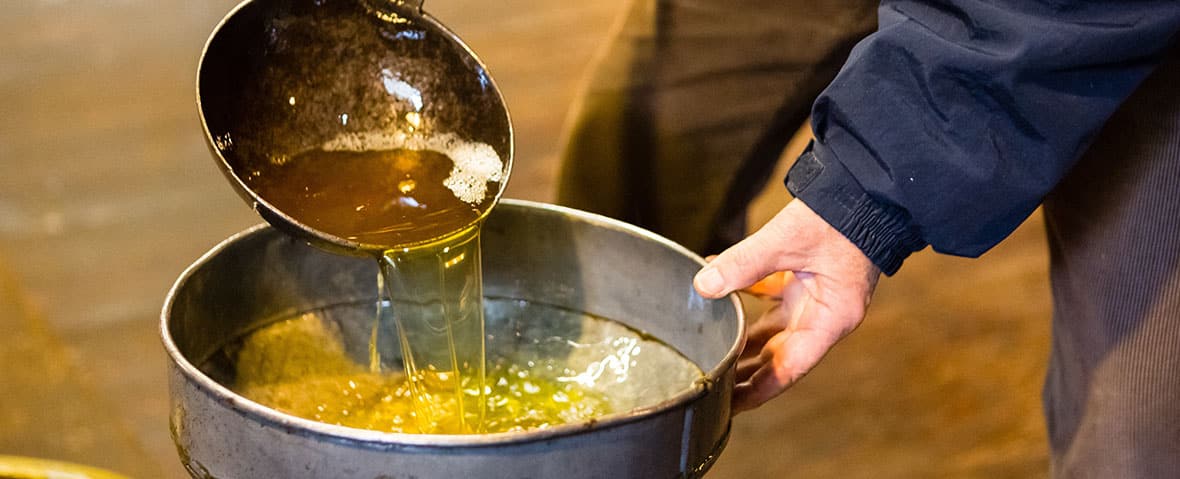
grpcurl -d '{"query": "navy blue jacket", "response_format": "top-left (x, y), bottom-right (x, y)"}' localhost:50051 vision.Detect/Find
top-left (786, 1), bottom-right (1180, 274)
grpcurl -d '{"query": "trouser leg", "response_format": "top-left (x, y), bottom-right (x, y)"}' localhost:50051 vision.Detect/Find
top-left (556, 0), bottom-right (876, 253)
top-left (1042, 46), bottom-right (1180, 478)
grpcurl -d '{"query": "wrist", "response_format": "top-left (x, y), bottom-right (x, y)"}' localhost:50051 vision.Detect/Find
top-left (785, 141), bottom-right (925, 275)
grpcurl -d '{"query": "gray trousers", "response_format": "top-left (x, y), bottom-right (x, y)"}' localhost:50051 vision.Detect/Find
top-left (558, 1), bottom-right (1180, 476)
top-left (1042, 46), bottom-right (1180, 477)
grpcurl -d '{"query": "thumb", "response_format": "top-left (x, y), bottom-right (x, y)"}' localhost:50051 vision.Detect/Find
top-left (693, 221), bottom-right (793, 299)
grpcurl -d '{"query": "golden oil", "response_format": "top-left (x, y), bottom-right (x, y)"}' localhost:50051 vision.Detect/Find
top-left (243, 139), bottom-right (502, 433)
top-left (228, 308), bottom-right (615, 434)
top-left (244, 147), bottom-right (491, 248)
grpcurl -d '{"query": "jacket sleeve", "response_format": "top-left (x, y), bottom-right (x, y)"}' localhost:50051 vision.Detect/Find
top-left (785, 0), bottom-right (1180, 275)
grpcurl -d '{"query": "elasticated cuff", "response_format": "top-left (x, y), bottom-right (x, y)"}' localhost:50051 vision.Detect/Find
top-left (785, 142), bottom-right (926, 275)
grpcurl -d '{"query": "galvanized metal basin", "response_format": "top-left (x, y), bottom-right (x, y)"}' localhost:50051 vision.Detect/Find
top-left (161, 199), bottom-right (744, 479)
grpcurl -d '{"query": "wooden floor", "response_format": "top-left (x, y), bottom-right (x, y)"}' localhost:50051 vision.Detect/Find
top-left (0, 1), bottom-right (1050, 477)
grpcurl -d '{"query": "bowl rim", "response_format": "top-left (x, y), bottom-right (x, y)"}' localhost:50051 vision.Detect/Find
top-left (0, 455), bottom-right (131, 479)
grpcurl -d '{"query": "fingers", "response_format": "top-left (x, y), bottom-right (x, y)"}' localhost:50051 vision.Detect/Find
top-left (732, 274), bottom-right (859, 412)
top-left (736, 356), bottom-right (761, 383)
top-left (732, 325), bottom-right (843, 412)
top-left (693, 200), bottom-right (828, 299)
top-left (704, 255), bottom-right (788, 299)
top-left (692, 200), bottom-right (881, 412)
top-left (689, 218), bottom-right (792, 299)
top-left (736, 271), bottom-right (806, 384)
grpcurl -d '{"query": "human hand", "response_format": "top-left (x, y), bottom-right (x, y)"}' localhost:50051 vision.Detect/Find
top-left (693, 199), bottom-right (881, 412)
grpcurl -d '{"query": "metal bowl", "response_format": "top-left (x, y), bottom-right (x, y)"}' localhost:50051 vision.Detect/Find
top-left (161, 200), bottom-right (744, 478)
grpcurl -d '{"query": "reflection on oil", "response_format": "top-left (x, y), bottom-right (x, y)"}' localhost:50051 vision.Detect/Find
top-left (558, 337), bottom-right (640, 388)
top-left (217, 299), bottom-right (704, 434)
top-left (381, 68), bottom-right (424, 111)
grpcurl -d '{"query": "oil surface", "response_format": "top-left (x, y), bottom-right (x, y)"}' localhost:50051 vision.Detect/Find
top-left (219, 300), bottom-right (704, 434)
top-left (245, 147), bottom-right (488, 248)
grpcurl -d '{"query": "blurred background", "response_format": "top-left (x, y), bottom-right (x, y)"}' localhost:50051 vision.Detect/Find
top-left (0, 1), bottom-right (1052, 477)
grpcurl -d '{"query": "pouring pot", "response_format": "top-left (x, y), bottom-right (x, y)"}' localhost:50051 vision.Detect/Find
top-left (161, 200), bottom-right (744, 478)
top-left (197, 0), bottom-right (513, 256)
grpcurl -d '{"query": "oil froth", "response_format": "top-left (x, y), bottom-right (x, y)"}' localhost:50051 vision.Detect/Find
top-left (321, 131), bottom-right (504, 205)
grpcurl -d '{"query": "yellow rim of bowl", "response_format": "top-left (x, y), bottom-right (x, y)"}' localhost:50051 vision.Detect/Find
top-left (0, 456), bottom-right (130, 479)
